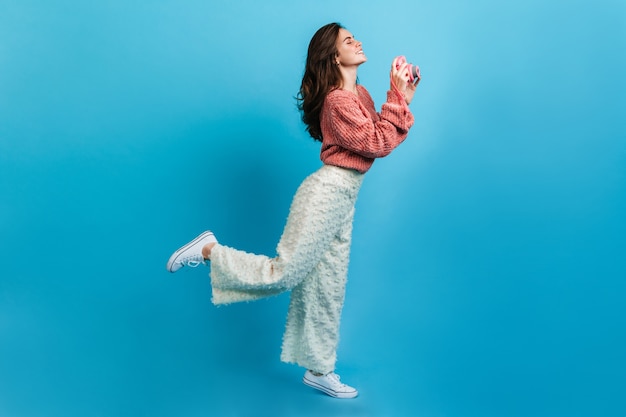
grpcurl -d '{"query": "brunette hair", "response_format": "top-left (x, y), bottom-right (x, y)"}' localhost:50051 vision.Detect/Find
top-left (297, 22), bottom-right (344, 141)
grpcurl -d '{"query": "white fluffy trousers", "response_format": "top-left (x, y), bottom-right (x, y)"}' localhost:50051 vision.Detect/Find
top-left (209, 165), bottom-right (364, 374)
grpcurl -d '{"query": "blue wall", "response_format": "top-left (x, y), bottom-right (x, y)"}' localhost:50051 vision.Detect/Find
top-left (1, 1), bottom-right (625, 416)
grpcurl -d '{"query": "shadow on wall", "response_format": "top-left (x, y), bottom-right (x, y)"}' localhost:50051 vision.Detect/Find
top-left (162, 111), bottom-right (316, 375)
top-left (182, 111), bottom-right (317, 256)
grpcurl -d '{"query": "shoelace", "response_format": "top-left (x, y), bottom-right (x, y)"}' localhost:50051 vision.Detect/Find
top-left (178, 254), bottom-right (205, 268)
top-left (326, 373), bottom-right (348, 389)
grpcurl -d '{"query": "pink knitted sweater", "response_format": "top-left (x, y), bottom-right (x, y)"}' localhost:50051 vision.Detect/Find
top-left (320, 84), bottom-right (414, 174)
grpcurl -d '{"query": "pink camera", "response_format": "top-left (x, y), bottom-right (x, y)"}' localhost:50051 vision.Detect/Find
top-left (396, 56), bottom-right (420, 83)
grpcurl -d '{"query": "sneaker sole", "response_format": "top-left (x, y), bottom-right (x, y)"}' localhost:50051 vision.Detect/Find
top-left (166, 231), bottom-right (214, 272)
top-left (302, 375), bottom-right (358, 399)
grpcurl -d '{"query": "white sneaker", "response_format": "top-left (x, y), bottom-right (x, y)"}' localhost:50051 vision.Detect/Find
top-left (166, 231), bottom-right (216, 273)
top-left (303, 370), bottom-right (358, 399)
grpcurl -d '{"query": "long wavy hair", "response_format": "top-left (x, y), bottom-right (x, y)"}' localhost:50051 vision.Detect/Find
top-left (297, 23), bottom-right (344, 141)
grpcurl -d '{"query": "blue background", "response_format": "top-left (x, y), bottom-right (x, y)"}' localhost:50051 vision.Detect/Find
top-left (1, 1), bottom-right (625, 416)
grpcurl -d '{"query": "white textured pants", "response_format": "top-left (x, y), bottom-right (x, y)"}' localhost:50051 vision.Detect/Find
top-left (209, 165), bottom-right (364, 374)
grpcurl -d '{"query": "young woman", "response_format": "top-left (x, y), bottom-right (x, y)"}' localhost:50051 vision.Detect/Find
top-left (166, 22), bottom-right (420, 399)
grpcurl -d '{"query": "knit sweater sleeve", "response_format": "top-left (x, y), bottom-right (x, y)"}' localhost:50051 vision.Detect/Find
top-left (322, 86), bottom-right (414, 159)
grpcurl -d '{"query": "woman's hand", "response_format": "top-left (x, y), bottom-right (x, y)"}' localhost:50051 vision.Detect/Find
top-left (390, 56), bottom-right (420, 105)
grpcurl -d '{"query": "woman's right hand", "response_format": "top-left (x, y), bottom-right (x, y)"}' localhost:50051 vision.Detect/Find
top-left (390, 56), bottom-right (411, 98)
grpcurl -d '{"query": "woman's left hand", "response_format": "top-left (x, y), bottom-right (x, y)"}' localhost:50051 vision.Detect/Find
top-left (403, 76), bottom-right (419, 105)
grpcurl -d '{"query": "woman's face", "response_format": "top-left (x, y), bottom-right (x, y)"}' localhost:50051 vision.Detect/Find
top-left (335, 28), bottom-right (366, 67)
